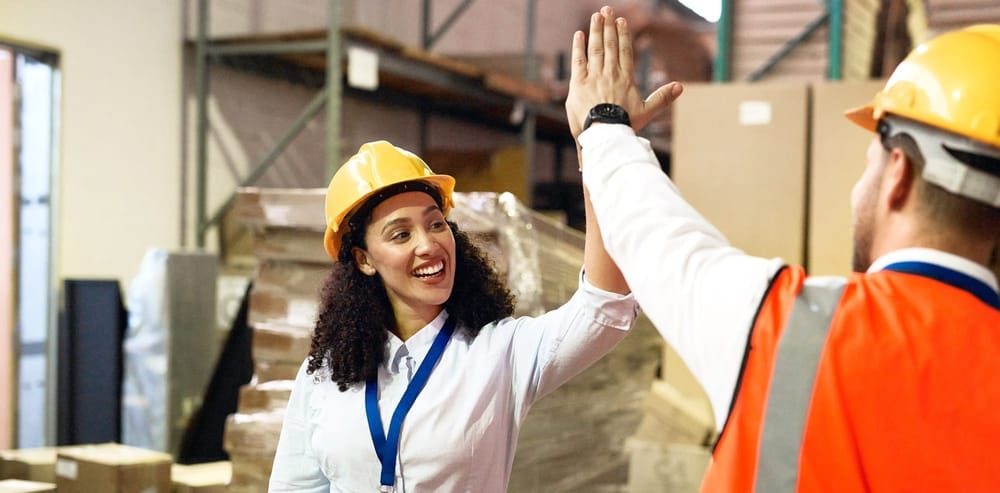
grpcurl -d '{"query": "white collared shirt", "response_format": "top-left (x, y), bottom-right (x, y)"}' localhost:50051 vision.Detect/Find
top-left (579, 123), bottom-right (1000, 430)
top-left (269, 272), bottom-right (637, 493)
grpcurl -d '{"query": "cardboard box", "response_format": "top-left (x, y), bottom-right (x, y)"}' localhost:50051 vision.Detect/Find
top-left (808, 81), bottom-right (887, 276)
top-left (0, 448), bottom-right (56, 483)
top-left (252, 360), bottom-right (300, 383)
top-left (672, 82), bottom-right (810, 265)
top-left (237, 380), bottom-right (295, 413)
top-left (170, 461), bottom-right (231, 493)
top-left (251, 323), bottom-right (312, 364)
top-left (424, 146), bottom-right (529, 204)
top-left (54, 443), bottom-right (171, 493)
top-left (222, 411), bottom-right (285, 458)
top-left (0, 479), bottom-right (55, 493)
top-left (228, 454), bottom-right (274, 492)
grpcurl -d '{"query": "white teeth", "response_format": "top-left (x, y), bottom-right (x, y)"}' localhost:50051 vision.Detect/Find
top-left (413, 261), bottom-right (444, 277)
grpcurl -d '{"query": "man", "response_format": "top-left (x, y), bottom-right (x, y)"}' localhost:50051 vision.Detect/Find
top-left (567, 6), bottom-right (1000, 492)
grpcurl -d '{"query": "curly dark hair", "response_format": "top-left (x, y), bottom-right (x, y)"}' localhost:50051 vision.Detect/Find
top-left (307, 214), bottom-right (515, 391)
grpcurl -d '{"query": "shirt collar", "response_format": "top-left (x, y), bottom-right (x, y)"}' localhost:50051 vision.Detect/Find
top-left (385, 309), bottom-right (450, 370)
top-left (868, 247), bottom-right (999, 293)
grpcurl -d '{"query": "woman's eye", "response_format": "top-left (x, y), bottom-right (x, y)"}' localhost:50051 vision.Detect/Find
top-left (390, 231), bottom-right (410, 242)
top-left (429, 221), bottom-right (446, 231)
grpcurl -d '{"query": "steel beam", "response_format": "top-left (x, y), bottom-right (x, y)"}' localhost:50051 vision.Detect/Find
top-left (425, 0), bottom-right (477, 49)
top-left (827, 0), bottom-right (843, 80)
top-left (714, 0), bottom-right (733, 82)
top-left (195, 0), bottom-right (210, 247)
top-left (748, 11), bottom-right (829, 82)
top-left (207, 40), bottom-right (329, 57)
top-left (327, 0), bottom-right (342, 180)
top-left (521, 0), bottom-right (538, 206)
top-left (203, 89), bottom-right (330, 232)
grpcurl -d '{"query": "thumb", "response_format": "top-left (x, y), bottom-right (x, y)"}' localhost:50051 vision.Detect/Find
top-left (643, 82), bottom-right (683, 116)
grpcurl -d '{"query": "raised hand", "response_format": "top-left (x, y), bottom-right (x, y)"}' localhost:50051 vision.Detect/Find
top-left (565, 5), bottom-right (683, 140)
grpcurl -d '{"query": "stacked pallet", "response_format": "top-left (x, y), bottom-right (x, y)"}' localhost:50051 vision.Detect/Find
top-left (230, 187), bottom-right (664, 492)
top-left (624, 350), bottom-right (716, 493)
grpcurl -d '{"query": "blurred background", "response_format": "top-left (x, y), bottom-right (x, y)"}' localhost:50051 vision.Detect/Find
top-left (0, 0), bottom-right (997, 491)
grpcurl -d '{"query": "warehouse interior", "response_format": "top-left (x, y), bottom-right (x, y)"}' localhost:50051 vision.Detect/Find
top-left (1, 0), bottom-right (999, 491)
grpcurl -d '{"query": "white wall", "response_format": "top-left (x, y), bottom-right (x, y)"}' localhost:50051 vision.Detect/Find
top-left (1, 0), bottom-right (183, 286)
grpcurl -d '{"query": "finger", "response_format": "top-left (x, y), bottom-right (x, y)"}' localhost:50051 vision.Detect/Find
top-left (618, 17), bottom-right (634, 75)
top-left (570, 30), bottom-right (587, 82)
top-left (602, 7), bottom-right (619, 72)
top-left (643, 82), bottom-right (684, 116)
top-left (587, 11), bottom-right (604, 75)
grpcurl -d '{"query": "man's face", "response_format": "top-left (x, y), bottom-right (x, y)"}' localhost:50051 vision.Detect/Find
top-left (850, 138), bottom-right (887, 272)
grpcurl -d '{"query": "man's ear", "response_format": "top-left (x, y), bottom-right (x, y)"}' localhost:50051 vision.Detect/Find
top-left (352, 247), bottom-right (376, 276)
top-left (883, 147), bottom-right (915, 211)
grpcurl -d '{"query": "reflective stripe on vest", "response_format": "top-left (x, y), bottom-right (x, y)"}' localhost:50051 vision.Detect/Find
top-left (754, 277), bottom-right (847, 492)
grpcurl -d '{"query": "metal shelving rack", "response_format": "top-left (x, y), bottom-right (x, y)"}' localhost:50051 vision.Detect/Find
top-left (714, 0), bottom-right (845, 82)
top-left (192, 0), bottom-right (559, 248)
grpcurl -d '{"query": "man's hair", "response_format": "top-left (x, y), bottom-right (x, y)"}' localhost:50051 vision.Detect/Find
top-left (881, 132), bottom-right (1000, 243)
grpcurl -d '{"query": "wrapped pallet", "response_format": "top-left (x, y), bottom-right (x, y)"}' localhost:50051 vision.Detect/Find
top-left (222, 411), bottom-right (283, 493)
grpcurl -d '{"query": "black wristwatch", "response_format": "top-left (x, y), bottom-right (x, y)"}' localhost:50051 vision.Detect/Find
top-left (583, 103), bottom-right (631, 131)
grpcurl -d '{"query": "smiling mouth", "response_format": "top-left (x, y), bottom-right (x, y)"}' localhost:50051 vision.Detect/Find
top-left (413, 261), bottom-right (445, 278)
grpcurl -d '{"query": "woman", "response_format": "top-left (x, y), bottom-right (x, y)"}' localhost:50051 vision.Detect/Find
top-left (268, 139), bottom-right (636, 493)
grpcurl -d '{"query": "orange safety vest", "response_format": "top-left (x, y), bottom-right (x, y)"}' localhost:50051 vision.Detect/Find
top-left (701, 264), bottom-right (1000, 493)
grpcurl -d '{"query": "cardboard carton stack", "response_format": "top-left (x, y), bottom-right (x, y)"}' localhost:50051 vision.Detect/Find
top-left (232, 188), bottom-right (663, 492)
top-left (222, 188), bottom-right (330, 491)
top-left (53, 443), bottom-right (171, 493)
top-left (171, 461), bottom-right (232, 493)
top-left (0, 479), bottom-right (55, 493)
top-left (0, 448), bottom-right (56, 485)
top-left (223, 411), bottom-right (284, 493)
top-left (2, 444), bottom-right (231, 493)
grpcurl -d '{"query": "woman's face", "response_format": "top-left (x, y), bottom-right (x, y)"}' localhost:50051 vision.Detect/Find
top-left (353, 191), bottom-right (456, 322)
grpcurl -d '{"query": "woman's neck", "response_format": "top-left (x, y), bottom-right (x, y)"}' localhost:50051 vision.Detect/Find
top-left (392, 306), bottom-right (444, 342)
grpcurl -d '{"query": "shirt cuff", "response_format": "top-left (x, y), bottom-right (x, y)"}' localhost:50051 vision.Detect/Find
top-left (578, 268), bottom-right (638, 331)
top-left (579, 124), bottom-right (657, 193)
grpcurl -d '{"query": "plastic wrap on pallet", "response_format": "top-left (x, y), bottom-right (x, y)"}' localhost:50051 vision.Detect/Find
top-left (122, 249), bottom-right (219, 455)
top-left (450, 192), bottom-right (586, 316)
top-left (121, 249), bottom-right (170, 453)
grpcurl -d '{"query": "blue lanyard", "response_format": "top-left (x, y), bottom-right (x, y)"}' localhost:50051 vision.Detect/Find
top-left (366, 316), bottom-right (456, 491)
top-left (882, 261), bottom-right (1000, 309)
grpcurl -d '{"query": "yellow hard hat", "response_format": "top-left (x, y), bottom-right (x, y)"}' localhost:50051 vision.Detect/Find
top-left (845, 24), bottom-right (1000, 148)
top-left (323, 141), bottom-right (455, 260)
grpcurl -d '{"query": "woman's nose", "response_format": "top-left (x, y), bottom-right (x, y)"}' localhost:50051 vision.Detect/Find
top-left (413, 228), bottom-right (439, 255)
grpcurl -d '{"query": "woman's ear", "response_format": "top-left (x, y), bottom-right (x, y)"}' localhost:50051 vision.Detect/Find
top-left (352, 247), bottom-right (377, 276)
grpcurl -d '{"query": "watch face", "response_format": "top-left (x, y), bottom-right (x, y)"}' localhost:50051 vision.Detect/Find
top-left (597, 104), bottom-right (621, 118)
top-left (584, 103), bottom-right (630, 130)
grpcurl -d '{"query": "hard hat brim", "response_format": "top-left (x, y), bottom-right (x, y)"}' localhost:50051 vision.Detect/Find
top-left (844, 102), bottom-right (878, 133)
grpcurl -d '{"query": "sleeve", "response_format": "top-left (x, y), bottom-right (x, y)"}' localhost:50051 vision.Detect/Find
top-left (580, 124), bottom-right (784, 429)
top-left (268, 360), bottom-right (330, 493)
top-left (508, 270), bottom-right (638, 422)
